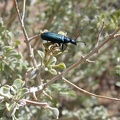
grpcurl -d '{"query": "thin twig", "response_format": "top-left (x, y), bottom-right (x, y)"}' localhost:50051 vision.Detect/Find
top-left (21, 99), bottom-right (48, 107)
top-left (95, 22), bottom-right (105, 48)
top-left (14, 0), bottom-right (37, 68)
top-left (14, 0), bottom-right (42, 85)
top-left (62, 77), bottom-right (120, 101)
top-left (22, 0), bottom-right (26, 21)
top-left (29, 34), bottom-right (40, 42)
top-left (81, 55), bottom-right (95, 63)
top-left (114, 33), bottom-right (120, 38)
top-left (28, 84), bottom-right (44, 93)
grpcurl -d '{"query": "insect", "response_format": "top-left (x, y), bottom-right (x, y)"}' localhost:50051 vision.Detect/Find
top-left (40, 32), bottom-right (85, 51)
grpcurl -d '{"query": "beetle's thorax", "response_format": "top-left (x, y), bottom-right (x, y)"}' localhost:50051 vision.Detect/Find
top-left (64, 37), bottom-right (71, 43)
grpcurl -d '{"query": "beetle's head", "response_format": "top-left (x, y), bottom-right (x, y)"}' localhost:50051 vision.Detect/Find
top-left (70, 39), bottom-right (77, 45)
top-left (74, 33), bottom-right (86, 46)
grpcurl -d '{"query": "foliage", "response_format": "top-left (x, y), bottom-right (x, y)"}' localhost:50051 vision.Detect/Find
top-left (0, 0), bottom-right (120, 120)
top-left (0, 79), bottom-right (28, 119)
top-left (0, 18), bottom-right (28, 83)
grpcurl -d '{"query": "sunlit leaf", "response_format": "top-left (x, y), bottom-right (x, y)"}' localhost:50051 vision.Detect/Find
top-left (48, 68), bottom-right (57, 75)
top-left (53, 62), bottom-right (66, 69)
top-left (13, 79), bottom-right (25, 89)
top-left (0, 86), bottom-right (12, 99)
top-left (47, 106), bottom-right (59, 119)
top-left (38, 50), bottom-right (45, 59)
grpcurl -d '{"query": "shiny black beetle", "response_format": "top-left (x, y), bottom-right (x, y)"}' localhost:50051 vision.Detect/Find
top-left (40, 32), bottom-right (85, 51)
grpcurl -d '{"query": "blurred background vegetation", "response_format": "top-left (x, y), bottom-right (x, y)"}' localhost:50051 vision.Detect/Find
top-left (0, 0), bottom-right (120, 120)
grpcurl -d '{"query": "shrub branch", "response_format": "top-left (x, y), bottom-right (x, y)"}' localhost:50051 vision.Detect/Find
top-left (13, 0), bottom-right (42, 85)
top-left (44, 26), bottom-right (120, 101)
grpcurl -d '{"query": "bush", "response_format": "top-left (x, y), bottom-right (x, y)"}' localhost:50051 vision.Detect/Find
top-left (0, 0), bottom-right (120, 120)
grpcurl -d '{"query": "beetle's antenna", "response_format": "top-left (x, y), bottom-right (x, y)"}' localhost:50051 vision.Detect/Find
top-left (77, 41), bottom-right (86, 46)
top-left (75, 33), bottom-right (86, 46)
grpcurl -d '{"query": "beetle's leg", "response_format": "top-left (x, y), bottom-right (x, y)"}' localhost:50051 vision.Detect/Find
top-left (57, 43), bottom-right (62, 50)
top-left (61, 43), bottom-right (67, 51)
top-left (58, 43), bottom-right (61, 47)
